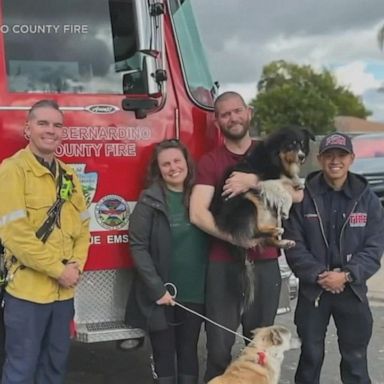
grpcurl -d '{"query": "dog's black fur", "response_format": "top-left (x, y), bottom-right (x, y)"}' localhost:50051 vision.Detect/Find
top-left (210, 126), bottom-right (314, 305)
top-left (211, 126), bottom-right (315, 249)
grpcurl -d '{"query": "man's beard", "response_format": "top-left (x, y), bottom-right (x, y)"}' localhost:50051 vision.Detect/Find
top-left (220, 122), bottom-right (249, 140)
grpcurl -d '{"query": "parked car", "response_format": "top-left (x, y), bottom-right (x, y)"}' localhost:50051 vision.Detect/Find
top-left (351, 133), bottom-right (384, 206)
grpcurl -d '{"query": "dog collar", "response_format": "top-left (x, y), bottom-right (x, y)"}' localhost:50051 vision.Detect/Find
top-left (257, 351), bottom-right (267, 365)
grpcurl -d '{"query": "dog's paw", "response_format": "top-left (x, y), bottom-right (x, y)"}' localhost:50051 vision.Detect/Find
top-left (275, 227), bottom-right (284, 235)
top-left (280, 239), bottom-right (296, 249)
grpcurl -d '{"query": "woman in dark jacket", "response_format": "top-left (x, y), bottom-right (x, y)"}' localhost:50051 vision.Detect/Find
top-left (126, 139), bottom-right (208, 384)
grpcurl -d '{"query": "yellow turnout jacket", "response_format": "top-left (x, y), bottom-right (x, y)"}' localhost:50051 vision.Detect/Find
top-left (0, 147), bottom-right (90, 303)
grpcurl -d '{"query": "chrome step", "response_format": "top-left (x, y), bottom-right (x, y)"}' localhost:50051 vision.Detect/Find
top-left (76, 321), bottom-right (145, 343)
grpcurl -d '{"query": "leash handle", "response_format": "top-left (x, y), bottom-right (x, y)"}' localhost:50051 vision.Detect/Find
top-left (164, 282), bottom-right (177, 299)
top-left (164, 282), bottom-right (252, 344)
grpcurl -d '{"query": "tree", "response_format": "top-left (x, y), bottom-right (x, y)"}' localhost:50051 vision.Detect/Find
top-left (251, 60), bottom-right (371, 135)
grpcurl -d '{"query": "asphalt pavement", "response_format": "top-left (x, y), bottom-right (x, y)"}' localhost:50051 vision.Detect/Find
top-left (66, 269), bottom-right (384, 384)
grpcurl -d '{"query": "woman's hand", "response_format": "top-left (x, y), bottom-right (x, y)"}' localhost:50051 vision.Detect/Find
top-left (156, 291), bottom-right (175, 306)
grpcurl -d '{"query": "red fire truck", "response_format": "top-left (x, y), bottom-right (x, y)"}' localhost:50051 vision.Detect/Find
top-left (0, 0), bottom-right (291, 347)
top-left (0, 0), bottom-right (219, 345)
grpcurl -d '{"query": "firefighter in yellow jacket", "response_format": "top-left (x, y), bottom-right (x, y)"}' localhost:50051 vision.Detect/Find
top-left (0, 99), bottom-right (90, 384)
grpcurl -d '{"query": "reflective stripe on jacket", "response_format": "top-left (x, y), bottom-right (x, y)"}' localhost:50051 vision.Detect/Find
top-left (0, 147), bottom-right (90, 303)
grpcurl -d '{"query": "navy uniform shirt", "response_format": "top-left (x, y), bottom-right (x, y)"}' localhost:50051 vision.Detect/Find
top-left (318, 175), bottom-right (353, 269)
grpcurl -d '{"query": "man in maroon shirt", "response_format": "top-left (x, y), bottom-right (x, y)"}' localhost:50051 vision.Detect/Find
top-left (190, 91), bottom-right (302, 382)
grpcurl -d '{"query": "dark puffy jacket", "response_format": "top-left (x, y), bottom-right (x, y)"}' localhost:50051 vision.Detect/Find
top-left (284, 171), bottom-right (384, 304)
top-left (125, 182), bottom-right (172, 332)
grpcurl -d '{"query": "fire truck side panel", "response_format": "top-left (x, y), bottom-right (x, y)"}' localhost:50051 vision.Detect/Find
top-left (0, 0), bottom-right (217, 342)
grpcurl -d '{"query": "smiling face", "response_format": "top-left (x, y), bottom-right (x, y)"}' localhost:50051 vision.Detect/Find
top-left (25, 106), bottom-right (64, 161)
top-left (157, 147), bottom-right (188, 191)
top-left (318, 148), bottom-right (355, 189)
top-left (214, 95), bottom-right (252, 141)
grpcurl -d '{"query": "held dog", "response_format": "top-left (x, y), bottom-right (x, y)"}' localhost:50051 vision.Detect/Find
top-left (211, 126), bottom-right (314, 250)
top-left (208, 325), bottom-right (301, 384)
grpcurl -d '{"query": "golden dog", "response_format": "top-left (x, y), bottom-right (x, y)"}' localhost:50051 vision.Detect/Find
top-left (208, 325), bottom-right (301, 384)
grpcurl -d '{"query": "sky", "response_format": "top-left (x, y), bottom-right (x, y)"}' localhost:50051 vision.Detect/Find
top-left (192, 0), bottom-right (384, 121)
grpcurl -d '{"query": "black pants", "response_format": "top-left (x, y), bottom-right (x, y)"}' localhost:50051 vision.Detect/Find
top-left (149, 302), bottom-right (204, 379)
top-left (294, 288), bottom-right (373, 384)
top-left (204, 259), bottom-right (281, 382)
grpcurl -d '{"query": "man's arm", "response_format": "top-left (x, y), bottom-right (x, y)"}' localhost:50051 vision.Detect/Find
top-left (189, 184), bottom-right (232, 241)
top-left (190, 184), bottom-right (260, 248)
top-left (0, 162), bottom-right (65, 279)
top-left (342, 192), bottom-right (384, 284)
top-left (284, 202), bottom-right (326, 283)
top-left (222, 171), bottom-right (304, 203)
top-left (285, 203), bottom-right (347, 294)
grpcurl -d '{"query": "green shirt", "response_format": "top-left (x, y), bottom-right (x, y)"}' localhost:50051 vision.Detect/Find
top-left (166, 189), bottom-right (208, 304)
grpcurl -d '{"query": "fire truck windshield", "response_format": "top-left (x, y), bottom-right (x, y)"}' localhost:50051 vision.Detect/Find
top-left (169, 0), bottom-right (215, 108)
top-left (2, 0), bottom-right (146, 94)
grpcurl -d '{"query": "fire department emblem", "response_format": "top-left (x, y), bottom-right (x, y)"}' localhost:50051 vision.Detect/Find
top-left (349, 212), bottom-right (367, 227)
top-left (71, 164), bottom-right (98, 207)
top-left (95, 195), bottom-right (130, 230)
top-left (326, 134), bottom-right (346, 146)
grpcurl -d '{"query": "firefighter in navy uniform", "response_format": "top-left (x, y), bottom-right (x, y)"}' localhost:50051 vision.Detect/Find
top-left (284, 132), bottom-right (384, 384)
top-left (0, 100), bottom-right (90, 384)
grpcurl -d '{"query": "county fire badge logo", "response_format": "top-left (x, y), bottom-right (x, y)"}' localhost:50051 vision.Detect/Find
top-left (95, 195), bottom-right (130, 230)
top-left (70, 164), bottom-right (98, 207)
